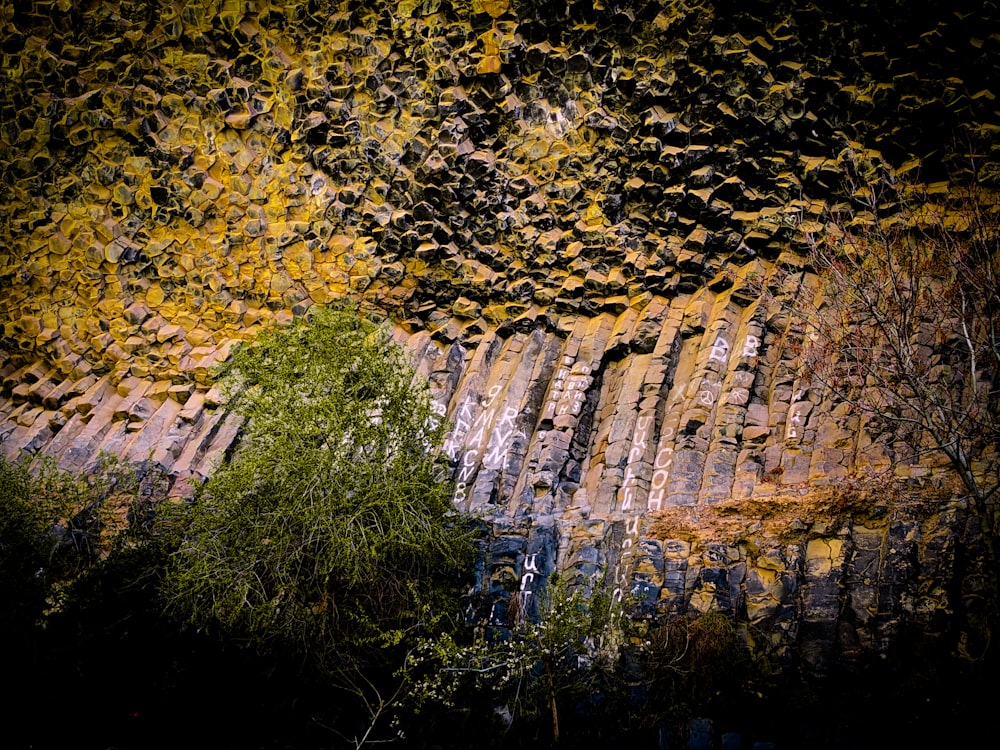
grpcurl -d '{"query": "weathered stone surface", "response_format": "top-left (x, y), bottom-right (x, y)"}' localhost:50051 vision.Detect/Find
top-left (1, 0), bottom-right (996, 685)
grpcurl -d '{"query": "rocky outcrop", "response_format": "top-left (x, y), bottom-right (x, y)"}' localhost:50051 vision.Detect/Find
top-left (2, 0), bottom-right (997, 677)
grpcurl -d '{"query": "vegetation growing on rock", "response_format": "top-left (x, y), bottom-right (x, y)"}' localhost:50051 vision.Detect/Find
top-left (1, 1), bottom-right (999, 747)
top-left (163, 305), bottom-right (474, 672)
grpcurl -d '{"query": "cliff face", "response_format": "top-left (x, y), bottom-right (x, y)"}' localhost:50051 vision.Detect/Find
top-left (1, 0), bottom-right (997, 677)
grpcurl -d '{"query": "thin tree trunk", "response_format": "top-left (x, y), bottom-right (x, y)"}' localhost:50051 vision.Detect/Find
top-left (544, 660), bottom-right (560, 744)
top-left (550, 688), bottom-right (560, 744)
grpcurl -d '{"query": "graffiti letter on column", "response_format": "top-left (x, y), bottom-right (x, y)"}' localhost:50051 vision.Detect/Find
top-left (786, 390), bottom-right (805, 439)
top-left (742, 335), bottom-right (761, 359)
top-left (648, 452), bottom-right (672, 511)
top-left (444, 400), bottom-right (470, 461)
top-left (467, 411), bottom-right (492, 451)
top-left (647, 427), bottom-right (674, 510)
top-left (621, 484), bottom-right (635, 512)
top-left (544, 368), bottom-right (569, 419)
top-left (627, 415), bottom-right (652, 463)
top-left (445, 396), bottom-right (475, 459)
top-left (458, 397), bottom-right (474, 426)
top-left (457, 449), bottom-right (477, 483)
top-left (622, 515), bottom-right (641, 549)
top-left (426, 400), bottom-right (447, 436)
top-left (484, 384), bottom-right (503, 408)
top-left (698, 379), bottom-right (718, 407)
top-left (786, 407), bottom-right (803, 439)
top-left (708, 336), bottom-right (730, 363)
top-left (443, 439), bottom-right (461, 461)
top-left (484, 406), bottom-right (523, 469)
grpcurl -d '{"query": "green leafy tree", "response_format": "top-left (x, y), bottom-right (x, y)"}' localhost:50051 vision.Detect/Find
top-left (163, 305), bottom-right (472, 682)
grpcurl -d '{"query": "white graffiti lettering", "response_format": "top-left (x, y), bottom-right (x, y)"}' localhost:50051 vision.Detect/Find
top-left (467, 410), bottom-right (493, 450)
top-left (742, 335), bottom-right (761, 359)
top-left (459, 396), bottom-right (474, 421)
top-left (786, 389), bottom-right (805, 440)
top-left (786, 406), bottom-right (803, 440)
top-left (618, 414), bottom-right (653, 513)
top-left (484, 384), bottom-right (503, 407)
top-left (627, 415), bottom-right (652, 463)
top-left (647, 426), bottom-right (675, 510)
top-left (621, 484), bottom-right (634, 511)
top-left (544, 358), bottom-right (590, 422)
top-left (647, 490), bottom-right (664, 511)
top-left (443, 438), bottom-right (462, 461)
top-left (653, 446), bottom-right (673, 471)
top-left (698, 379), bottom-right (718, 407)
top-left (444, 396), bottom-right (473, 461)
top-left (457, 449), bottom-right (478, 483)
top-left (708, 336), bottom-right (730, 363)
top-left (483, 406), bottom-right (524, 469)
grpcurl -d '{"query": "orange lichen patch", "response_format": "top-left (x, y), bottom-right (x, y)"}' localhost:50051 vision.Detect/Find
top-left (649, 473), bottom-right (961, 546)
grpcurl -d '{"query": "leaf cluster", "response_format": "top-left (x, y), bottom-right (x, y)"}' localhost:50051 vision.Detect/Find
top-left (163, 305), bottom-right (473, 670)
top-left (402, 575), bottom-right (623, 738)
top-left (0, 454), bottom-right (163, 626)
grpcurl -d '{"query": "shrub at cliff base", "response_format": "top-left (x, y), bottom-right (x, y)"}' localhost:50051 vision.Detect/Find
top-left (402, 574), bottom-right (622, 746)
top-left (0, 454), bottom-right (162, 630)
top-left (163, 305), bottom-right (474, 680)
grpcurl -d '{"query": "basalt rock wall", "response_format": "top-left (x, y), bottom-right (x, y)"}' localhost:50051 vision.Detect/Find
top-left (2, 0), bottom-right (998, 676)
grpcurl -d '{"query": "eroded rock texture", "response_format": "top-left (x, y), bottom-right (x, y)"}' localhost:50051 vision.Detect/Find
top-left (2, 0), bottom-right (998, 673)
